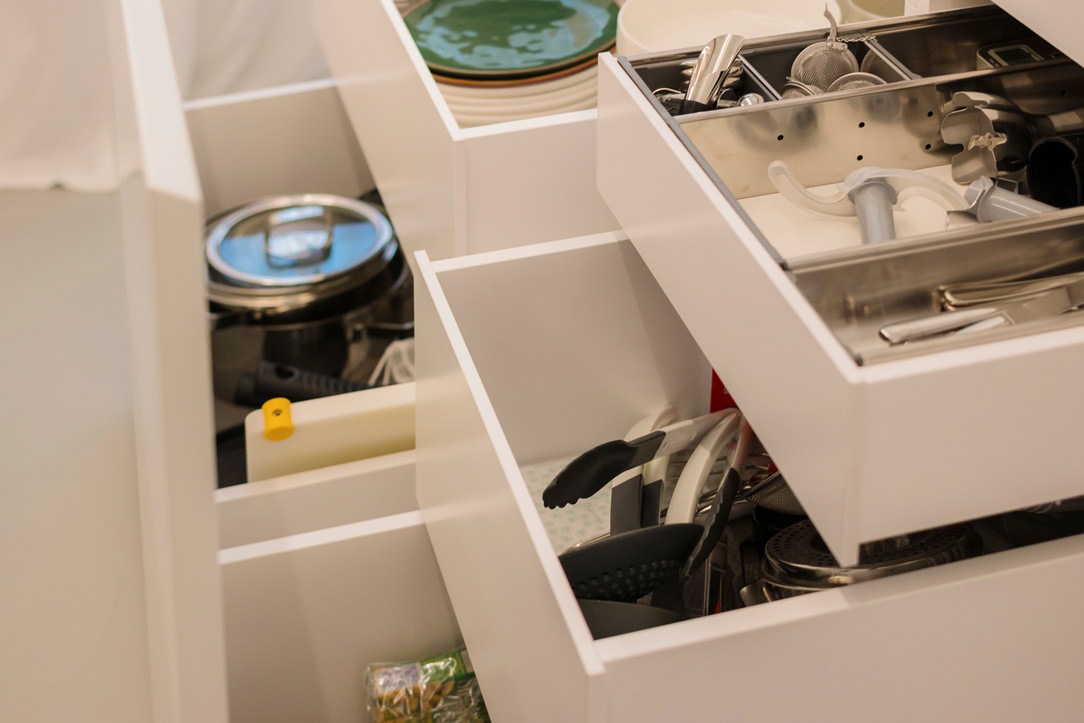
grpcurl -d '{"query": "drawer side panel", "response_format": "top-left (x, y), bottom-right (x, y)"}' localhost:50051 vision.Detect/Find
top-left (312, 0), bottom-right (459, 260)
top-left (414, 252), bottom-right (603, 722)
top-left (597, 533), bottom-right (1084, 720)
top-left (596, 55), bottom-right (861, 561)
top-left (460, 114), bottom-right (619, 254)
top-left (219, 513), bottom-right (460, 723)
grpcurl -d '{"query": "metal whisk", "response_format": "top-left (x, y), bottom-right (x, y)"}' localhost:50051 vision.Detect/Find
top-left (789, 5), bottom-right (858, 91)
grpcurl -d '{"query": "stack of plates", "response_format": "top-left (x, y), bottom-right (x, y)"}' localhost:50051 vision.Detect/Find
top-left (403, 0), bottom-right (620, 127)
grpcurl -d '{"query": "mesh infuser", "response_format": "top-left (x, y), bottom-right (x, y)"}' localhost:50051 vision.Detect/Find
top-left (780, 79), bottom-right (824, 99)
top-left (790, 6), bottom-right (858, 90)
top-left (827, 71), bottom-right (886, 92)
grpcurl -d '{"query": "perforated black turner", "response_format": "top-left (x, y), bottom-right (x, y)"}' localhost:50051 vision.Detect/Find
top-left (559, 523), bottom-right (703, 603)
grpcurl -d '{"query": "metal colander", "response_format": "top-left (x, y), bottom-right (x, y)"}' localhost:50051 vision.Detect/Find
top-left (826, 71), bottom-right (887, 92)
top-left (789, 8), bottom-right (859, 91)
top-left (780, 78), bottom-right (825, 99)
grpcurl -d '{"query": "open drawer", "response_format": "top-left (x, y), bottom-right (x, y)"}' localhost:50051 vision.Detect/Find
top-left (219, 509), bottom-right (460, 723)
top-left (310, 0), bottom-right (620, 261)
top-left (597, 5), bottom-right (1084, 563)
top-left (184, 79), bottom-right (417, 491)
top-left (414, 231), bottom-right (1084, 721)
top-left (177, 39), bottom-right (462, 723)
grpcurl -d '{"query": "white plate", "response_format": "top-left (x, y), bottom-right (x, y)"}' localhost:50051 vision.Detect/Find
top-left (436, 64), bottom-right (599, 100)
top-left (435, 69), bottom-right (598, 107)
top-left (450, 91), bottom-right (597, 127)
top-left (445, 84), bottom-right (598, 124)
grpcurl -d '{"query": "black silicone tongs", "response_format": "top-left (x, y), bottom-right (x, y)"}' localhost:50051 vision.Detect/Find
top-left (683, 418), bottom-right (754, 578)
top-left (542, 409), bottom-right (733, 509)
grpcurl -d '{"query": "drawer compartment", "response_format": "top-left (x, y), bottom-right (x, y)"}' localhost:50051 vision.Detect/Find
top-left (311, 0), bottom-right (620, 261)
top-left (219, 511), bottom-right (459, 723)
top-left (596, 6), bottom-right (1084, 562)
top-left (215, 450), bottom-right (417, 549)
top-left (414, 232), bottom-right (1084, 722)
top-left (874, 7), bottom-right (1061, 76)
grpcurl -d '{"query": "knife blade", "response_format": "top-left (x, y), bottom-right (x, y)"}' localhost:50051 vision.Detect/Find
top-left (940, 268), bottom-right (1084, 309)
top-left (542, 408), bottom-right (736, 509)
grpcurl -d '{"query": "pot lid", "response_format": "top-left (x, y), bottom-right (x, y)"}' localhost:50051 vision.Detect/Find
top-left (205, 194), bottom-right (394, 289)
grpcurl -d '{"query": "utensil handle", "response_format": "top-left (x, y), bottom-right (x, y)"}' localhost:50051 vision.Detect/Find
top-left (665, 411), bottom-right (741, 525)
top-left (878, 307), bottom-right (1003, 344)
top-left (542, 437), bottom-right (655, 509)
top-left (683, 419), bottom-right (754, 578)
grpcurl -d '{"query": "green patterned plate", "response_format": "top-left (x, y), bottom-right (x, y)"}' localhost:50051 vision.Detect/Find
top-left (405, 0), bottom-right (619, 80)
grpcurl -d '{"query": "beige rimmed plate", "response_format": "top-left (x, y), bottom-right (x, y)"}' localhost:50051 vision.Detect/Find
top-left (442, 77), bottom-right (598, 115)
top-left (437, 65), bottom-right (597, 103)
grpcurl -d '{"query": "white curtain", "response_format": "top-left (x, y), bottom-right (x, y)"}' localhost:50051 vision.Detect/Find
top-left (0, 0), bottom-right (119, 191)
top-left (162, 0), bottom-right (330, 100)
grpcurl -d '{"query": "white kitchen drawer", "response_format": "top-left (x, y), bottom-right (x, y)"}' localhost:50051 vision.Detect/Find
top-left (596, 6), bottom-right (1084, 564)
top-left (414, 231), bottom-right (1084, 721)
top-left (219, 510), bottom-right (460, 723)
top-left (215, 450), bottom-right (417, 548)
top-left (184, 77), bottom-right (374, 218)
top-left (183, 74), bottom-right (417, 495)
top-left (177, 36), bottom-right (465, 723)
top-left (311, 0), bottom-right (620, 261)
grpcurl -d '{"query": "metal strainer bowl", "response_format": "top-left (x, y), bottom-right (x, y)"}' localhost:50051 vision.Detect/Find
top-left (789, 7), bottom-right (858, 90)
top-left (826, 71), bottom-right (887, 92)
top-left (780, 78), bottom-right (825, 99)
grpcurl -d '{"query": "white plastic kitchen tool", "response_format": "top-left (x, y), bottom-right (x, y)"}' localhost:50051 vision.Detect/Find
top-left (767, 160), bottom-right (968, 244)
top-left (664, 410), bottom-right (742, 525)
top-left (962, 176), bottom-right (1060, 223)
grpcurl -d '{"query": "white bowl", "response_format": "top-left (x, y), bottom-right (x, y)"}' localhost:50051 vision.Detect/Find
top-left (617, 0), bottom-right (844, 56)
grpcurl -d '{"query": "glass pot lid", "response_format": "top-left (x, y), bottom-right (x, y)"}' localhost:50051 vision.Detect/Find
top-left (205, 194), bottom-right (395, 291)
